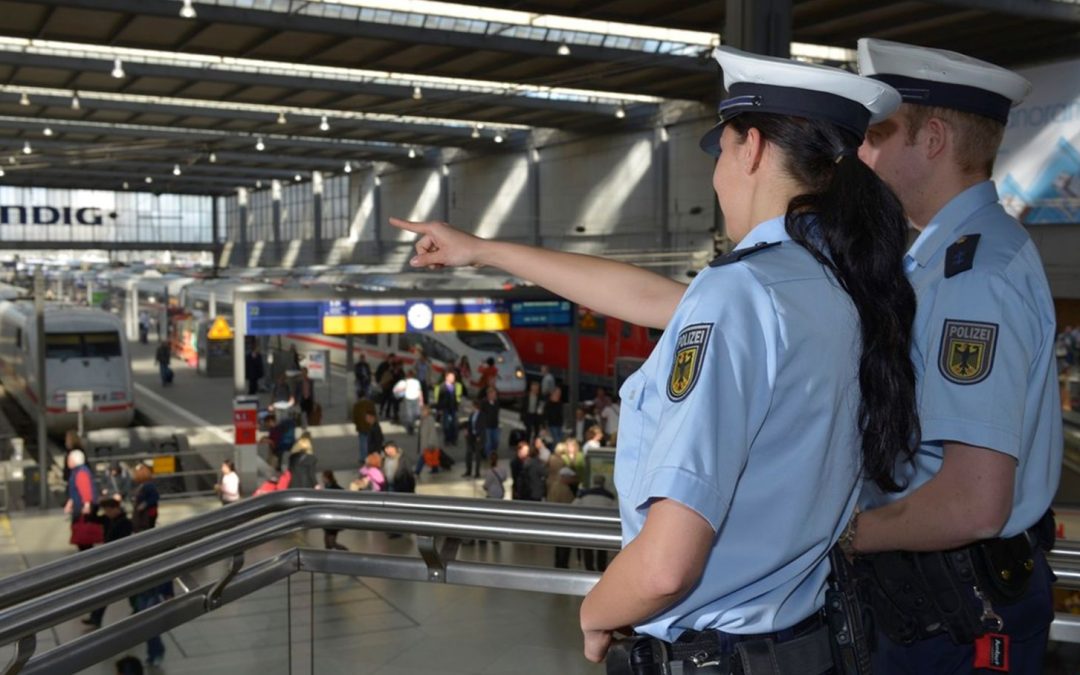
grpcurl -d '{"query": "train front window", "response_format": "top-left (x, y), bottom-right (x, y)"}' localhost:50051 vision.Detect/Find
top-left (44, 334), bottom-right (82, 360)
top-left (456, 331), bottom-right (507, 353)
top-left (45, 332), bottom-right (122, 359)
top-left (83, 332), bottom-right (122, 358)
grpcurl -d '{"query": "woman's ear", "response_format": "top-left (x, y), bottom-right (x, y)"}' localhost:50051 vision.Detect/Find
top-left (742, 127), bottom-right (766, 174)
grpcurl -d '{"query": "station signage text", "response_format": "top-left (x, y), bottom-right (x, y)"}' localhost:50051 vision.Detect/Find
top-left (0, 206), bottom-right (107, 226)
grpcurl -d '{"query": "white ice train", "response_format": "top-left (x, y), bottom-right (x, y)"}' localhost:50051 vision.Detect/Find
top-left (0, 300), bottom-right (135, 434)
top-left (178, 277), bottom-right (527, 397)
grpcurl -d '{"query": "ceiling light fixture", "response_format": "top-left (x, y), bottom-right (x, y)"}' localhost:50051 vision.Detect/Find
top-left (21, 141), bottom-right (31, 155)
top-left (408, 147), bottom-right (416, 159)
top-left (18, 92), bottom-right (29, 106)
top-left (471, 126), bottom-right (480, 139)
top-left (70, 92), bottom-right (80, 110)
top-left (42, 127), bottom-right (53, 136)
top-left (343, 161), bottom-right (352, 174)
top-left (179, 0), bottom-right (197, 19)
top-left (412, 85), bottom-right (423, 100)
top-left (0, 168), bottom-right (5, 178)
top-left (614, 105), bottom-right (626, 119)
top-left (208, 152), bottom-right (217, 163)
top-left (294, 174), bottom-right (302, 182)
top-left (493, 132), bottom-right (504, 144)
top-left (319, 115), bottom-right (330, 132)
top-left (255, 179), bottom-right (262, 189)
top-left (277, 111), bottom-right (287, 125)
top-left (173, 164), bottom-right (181, 176)
top-left (111, 57), bottom-right (126, 79)
top-left (557, 43), bottom-right (571, 56)
top-left (122, 181), bottom-right (129, 189)
top-left (145, 176), bottom-right (153, 184)
top-left (255, 137), bottom-right (265, 151)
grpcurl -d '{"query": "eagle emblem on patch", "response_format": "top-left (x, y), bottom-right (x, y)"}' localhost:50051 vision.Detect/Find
top-left (667, 323), bottom-right (712, 401)
top-left (938, 319), bottom-right (998, 385)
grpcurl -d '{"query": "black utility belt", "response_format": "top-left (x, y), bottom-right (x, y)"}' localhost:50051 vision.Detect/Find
top-left (605, 613), bottom-right (834, 675)
top-left (854, 509), bottom-right (1055, 646)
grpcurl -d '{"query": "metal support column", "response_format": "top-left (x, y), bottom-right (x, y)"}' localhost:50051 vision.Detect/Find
top-left (211, 195), bottom-right (221, 273)
top-left (655, 130), bottom-right (671, 252)
top-left (568, 303), bottom-right (580, 416)
top-left (440, 165), bottom-right (451, 223)
top-left (312, 171), bottom-right (324, 263)
top-left (345, 335), bottom-right (355, 400)
top-left (725, 0), bottom-right (792, 57)
top-left (33, 268), bottom-right (47, 510)
top-left (372, 175), bottom-right (383, 256)
top-left (237, 188), bottom-right (249, 265)
top-left (529, 148), bottom-right (542, 247)
top-left (271, 180), bottom-right (283, 265)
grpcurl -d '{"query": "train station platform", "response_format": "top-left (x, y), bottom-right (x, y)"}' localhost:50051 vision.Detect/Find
top-left (0, 340), bottom-right (601, 674)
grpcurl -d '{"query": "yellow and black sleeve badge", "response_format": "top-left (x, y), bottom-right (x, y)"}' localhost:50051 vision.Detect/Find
top-left (667, 323), bottom-right (713, 402)
top-left (938, 319), bottom-right (998, 385)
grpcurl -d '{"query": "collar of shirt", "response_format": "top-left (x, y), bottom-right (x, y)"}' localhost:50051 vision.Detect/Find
top-left (906, 180), bottom-right (998, 269)
top-left (733, 215), bottom-right (793, 251)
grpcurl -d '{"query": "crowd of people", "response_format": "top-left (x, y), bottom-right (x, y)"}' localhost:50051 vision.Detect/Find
top-left (63, 431), bottom-right (170, 667)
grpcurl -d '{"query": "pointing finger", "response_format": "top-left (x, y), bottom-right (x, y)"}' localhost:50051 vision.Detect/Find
top-left (389, 217), bottom-right (431, 235)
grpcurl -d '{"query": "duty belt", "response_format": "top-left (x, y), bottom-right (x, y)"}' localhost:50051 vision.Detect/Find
top-left (606, 612), bottom-right (834, 675)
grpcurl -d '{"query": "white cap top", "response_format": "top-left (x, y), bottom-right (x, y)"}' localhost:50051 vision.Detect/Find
top-left (700, 46), bottom-right (901, 156)
top-left (857, 38), bottom-right (1030, 123)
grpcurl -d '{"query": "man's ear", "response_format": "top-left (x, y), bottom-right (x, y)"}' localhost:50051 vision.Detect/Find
top-left (922, 116), bottom-right (950, 162)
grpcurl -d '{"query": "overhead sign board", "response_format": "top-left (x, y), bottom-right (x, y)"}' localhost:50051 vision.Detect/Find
top-left (246, 297), bottom-right (571, 335)
top-left (509, 300), bottom-right (573, 328)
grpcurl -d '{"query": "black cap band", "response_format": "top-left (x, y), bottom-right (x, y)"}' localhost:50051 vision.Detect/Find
top-left (868, 74), bottom-right (1011, 125)
top-left (699, 83), bottom-right (872, 156)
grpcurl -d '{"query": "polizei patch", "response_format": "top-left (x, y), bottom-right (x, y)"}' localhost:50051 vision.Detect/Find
top-left (938, 319), bottom-right (998, 385)
top-left (667, 323), bottom-right (713, 402)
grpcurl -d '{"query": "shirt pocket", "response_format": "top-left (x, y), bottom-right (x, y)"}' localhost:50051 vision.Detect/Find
top-left (613, 368), bottom-right (649, 498)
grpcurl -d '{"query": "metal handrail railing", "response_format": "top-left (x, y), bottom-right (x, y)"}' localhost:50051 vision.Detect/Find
top-left (0, 490), bottom-right (621, 611)
top-left (3, 490), bottom-right (1080, 674)
top-left (0, 492), bottom-right (621, 674)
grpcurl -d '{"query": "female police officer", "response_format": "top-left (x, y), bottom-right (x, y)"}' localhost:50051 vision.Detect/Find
top-left (391, 47), bottom-right (919, 674)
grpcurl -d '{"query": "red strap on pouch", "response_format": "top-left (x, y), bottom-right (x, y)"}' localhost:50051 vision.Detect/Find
top-left (973, 633), bottom-right (1009, 672)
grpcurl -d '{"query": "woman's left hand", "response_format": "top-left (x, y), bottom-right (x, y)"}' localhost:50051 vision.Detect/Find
top-left (582, 628), bottom-right (612, 663)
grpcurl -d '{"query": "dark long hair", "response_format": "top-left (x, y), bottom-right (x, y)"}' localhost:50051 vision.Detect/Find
top-left (729, 114), bottom-right (919, 492)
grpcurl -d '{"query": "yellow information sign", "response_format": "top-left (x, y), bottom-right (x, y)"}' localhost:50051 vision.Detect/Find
top-left (207, 316), bottom-right (233, 340)
top-left (152, 455), bottom-right (176, 475)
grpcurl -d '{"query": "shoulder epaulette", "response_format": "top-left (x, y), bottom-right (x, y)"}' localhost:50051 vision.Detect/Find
top-left (944, 234), bottom-right (981, 278)
top-left (709, 241), bottom-right (782, 267)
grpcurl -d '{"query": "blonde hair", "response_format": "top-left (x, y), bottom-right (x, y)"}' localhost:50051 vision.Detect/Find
top-left (903, 105), bottom-right (1004, 178)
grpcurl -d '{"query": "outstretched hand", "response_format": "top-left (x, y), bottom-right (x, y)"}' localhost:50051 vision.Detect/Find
top-left (389, 217), bottom-right (486, 269)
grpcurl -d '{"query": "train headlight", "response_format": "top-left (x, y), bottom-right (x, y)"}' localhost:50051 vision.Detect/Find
top-left (514, 368), bottom-right (524, 379)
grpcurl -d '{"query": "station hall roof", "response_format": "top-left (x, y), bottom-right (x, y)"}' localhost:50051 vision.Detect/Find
top-left (0, 0), bottom-right (1074, 196)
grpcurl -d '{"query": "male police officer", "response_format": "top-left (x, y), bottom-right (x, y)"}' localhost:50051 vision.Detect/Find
top-left (850, 39), bottom-right (1063, 674)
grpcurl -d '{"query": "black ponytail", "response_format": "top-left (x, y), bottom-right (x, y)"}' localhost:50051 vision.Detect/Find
top-left (729, 114), bottom-right (919, 492)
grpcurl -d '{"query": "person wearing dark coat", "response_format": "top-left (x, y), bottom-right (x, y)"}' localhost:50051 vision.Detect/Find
top-left (245, 345), bottom-right (265, 395)
top-left (83, 498), bottom-right (133, 628)
top-left (519, 445), bottom-right (547, 501)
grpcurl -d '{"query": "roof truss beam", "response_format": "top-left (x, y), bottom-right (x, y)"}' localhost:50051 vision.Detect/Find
top-left (25, 0), bottom-right (712, 72)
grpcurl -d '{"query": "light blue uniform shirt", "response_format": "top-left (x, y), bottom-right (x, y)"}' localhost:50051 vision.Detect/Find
top-left (862, 181), bottom-right (1062, 537)
top-left (615, 216), bottom-right (863, 642)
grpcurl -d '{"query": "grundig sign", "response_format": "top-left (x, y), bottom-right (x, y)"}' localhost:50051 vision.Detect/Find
top-left (0, 206), bottom-right (111, 226)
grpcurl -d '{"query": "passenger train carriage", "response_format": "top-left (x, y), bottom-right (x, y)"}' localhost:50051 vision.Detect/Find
top-left (0, 301), bottom-right (135, 434)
